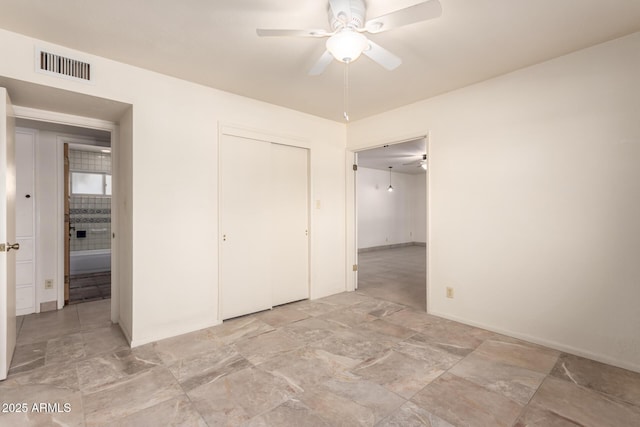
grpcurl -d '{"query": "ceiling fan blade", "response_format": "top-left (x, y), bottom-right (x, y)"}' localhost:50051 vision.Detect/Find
top-left (308, 50), bottom-right (334, 76)
top-left (365, 0), bottom-right (442, 34)
top-left (256, 28), bottom-right (330, 38)
top-left (329, 0), bottom-right (352, 24)
top-left (363, 40), bottom-right (402, 71)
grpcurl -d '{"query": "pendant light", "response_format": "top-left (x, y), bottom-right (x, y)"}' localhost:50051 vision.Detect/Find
top-left (387, 166), bottom-right (394, 192)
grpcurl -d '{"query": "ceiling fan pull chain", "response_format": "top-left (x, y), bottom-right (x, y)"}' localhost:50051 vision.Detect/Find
top-left (343, 60), bottom-right (350, 121)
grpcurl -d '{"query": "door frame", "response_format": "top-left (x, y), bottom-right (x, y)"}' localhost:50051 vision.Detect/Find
top-left (346, 132), bottom-right (431, 312)
top-left (12, 106), bottom-right (118, 318)
top-left (60, 137), bottom-right (111, 306)
top-left (217, 123), bottom-right (312, 322)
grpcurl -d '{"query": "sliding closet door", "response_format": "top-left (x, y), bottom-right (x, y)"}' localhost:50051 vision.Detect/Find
top-left (271, 143), bottom-right (309, 306)
top-left (220, 134), bottom-right (310, 320)
top-left (219, 135), bottom-right (272, 320)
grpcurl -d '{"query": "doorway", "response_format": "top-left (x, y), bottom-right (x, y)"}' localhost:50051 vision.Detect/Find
top-left (14, 118), bottom-right (113, 312)
top-left (354, 138), bottom-right (428, 310)
top-left (1, 80), bottom-right (132, 380)
top-left (66, 142), bottom-right (112, 304)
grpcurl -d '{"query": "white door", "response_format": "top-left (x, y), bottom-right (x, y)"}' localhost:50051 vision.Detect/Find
top-left (0, 88), bottom-right (17, 380)
top-left (271, 143), bottom-right (309, 306)
top-left (220, 135), bottom-right (273, 319)
top-left (15, 130), bottom-right (35, 315)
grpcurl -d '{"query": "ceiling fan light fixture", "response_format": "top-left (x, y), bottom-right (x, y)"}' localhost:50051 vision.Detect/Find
top-left (326, 30), bottom-right (368, 63)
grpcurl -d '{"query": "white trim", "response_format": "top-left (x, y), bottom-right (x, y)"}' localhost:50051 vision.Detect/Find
top-left (219, 123), bottom-right (311, 149)
top-left (13, 106), bottom-right (115, 132)
top-left (67, 143), bottom-right (110, 152)
top-left (430, 310), bottom-right (640, 374)
top-left (56, 140), bottom-right (64, 309)
top-left (348, 133), bottom-right (429, 154)
top-left (345, 151), bottom-right (357, 292)
top-left (425, 131), bottom-right (431, 314)
top-left (109, 126), bottom-right (119, 324)
top-left (131, 319), bottom-right (222, 348)
top-left (353, 152), bottom-right (358, 291)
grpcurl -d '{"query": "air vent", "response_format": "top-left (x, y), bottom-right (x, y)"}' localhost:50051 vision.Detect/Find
top-left (36, 48), bottom-right (92, 82)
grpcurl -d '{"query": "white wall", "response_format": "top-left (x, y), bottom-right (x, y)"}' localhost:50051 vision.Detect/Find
top-left (348, 32), bottom-right (640, 372)
top-left (410, 173), bottom-right (427, 244)
top-left (357, 167), bottom-right (426, 249)
top-left (0, 28), bottom-right (347, 346)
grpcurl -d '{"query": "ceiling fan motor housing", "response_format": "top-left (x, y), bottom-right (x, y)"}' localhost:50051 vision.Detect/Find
top-left (329, 0), bottom-right (366, 30)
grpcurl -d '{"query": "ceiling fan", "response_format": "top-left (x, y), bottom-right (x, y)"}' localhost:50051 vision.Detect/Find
top-left (403, 154), bottom-right (428, 170)
top-left (256, 0), bottom-right (442, 76)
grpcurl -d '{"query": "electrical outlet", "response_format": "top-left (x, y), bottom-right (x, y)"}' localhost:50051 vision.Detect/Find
top-left (446, 287), bottom-right (454, 299)
top-left (45, 279), bottom-right (54, 289)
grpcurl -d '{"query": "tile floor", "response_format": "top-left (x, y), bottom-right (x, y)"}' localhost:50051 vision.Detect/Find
top-left (357, 245), bottom-right (426, 310)
top-left (3, 275), bottom-right (640, 425)
top-left (69, 272), bottom-right (112, 304)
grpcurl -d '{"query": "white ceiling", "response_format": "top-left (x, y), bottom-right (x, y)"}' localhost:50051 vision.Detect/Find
top-left (15, 118), bottom-right (111, 144)
top-left (1, 0), bottom-right (639, 122)
top-left (0, 76), bottom-right (130, 123)
top-left (358, 138), bottom-right (427, 174)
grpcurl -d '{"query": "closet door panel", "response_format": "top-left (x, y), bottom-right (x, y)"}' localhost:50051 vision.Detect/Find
top-left (219, 135), bottom-right (272, 320)
top-left (271, 143), bottom-right (309, 306)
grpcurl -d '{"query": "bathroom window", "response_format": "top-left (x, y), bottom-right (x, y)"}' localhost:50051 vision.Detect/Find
top-left (71, 172), bottom-right (112, 196)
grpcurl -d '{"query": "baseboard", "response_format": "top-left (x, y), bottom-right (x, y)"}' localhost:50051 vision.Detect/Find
top-left (130, 319), bottom-right (222, 348)
top-left (39, 301), bottom-right (57, 312)
top-left (429, 310), bottom-right (640, 374)
top-left (358, 241), bottom-right (426, 253)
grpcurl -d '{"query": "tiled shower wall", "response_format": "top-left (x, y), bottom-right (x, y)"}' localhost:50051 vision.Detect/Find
top-left (69, 149), bottom-right (111, 252)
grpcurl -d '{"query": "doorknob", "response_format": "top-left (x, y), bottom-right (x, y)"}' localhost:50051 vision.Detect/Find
top-left (0, 243), bottom-right (20, 252)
